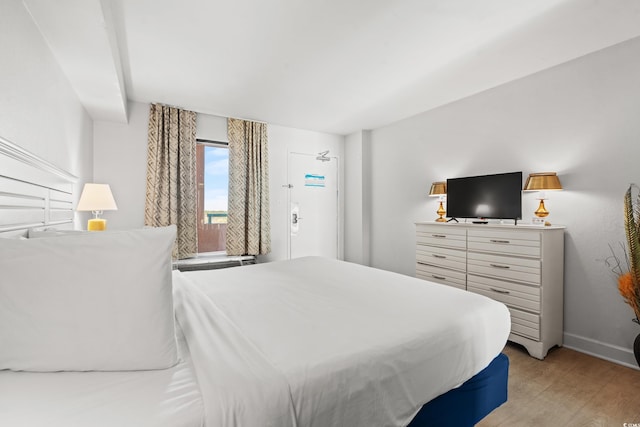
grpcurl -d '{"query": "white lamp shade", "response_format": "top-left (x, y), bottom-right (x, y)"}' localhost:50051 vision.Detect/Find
top-left (77, 183), bottom-right (118, 212)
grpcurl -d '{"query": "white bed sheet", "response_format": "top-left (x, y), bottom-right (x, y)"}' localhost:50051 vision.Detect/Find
top-left (179, 256), bottom-right (511, 427)
top-left (0, 322), bottom-right (204, 427)
top-left (172, 273), bottom-right (297, 427)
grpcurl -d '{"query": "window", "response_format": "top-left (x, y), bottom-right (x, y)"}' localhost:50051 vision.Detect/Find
top-left (196, 140), bottom-right (228, 253)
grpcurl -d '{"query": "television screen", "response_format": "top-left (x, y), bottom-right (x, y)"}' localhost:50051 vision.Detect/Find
top-left (446, 172), bottom-right (522, 221)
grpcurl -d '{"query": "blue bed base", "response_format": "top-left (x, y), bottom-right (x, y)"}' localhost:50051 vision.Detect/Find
top-left (408, 353), bottom-right (509, 427)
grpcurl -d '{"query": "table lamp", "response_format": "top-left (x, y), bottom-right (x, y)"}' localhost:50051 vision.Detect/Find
top-left (77, 183), bottom-right (118, 231)
top-left (523, 172), bottom-right (562, 225)
top-left (428, 181), bottom-right (447, 222)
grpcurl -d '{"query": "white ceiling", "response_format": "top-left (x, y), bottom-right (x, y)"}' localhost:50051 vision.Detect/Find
top-left (22, 0), bottom-right (640, 135)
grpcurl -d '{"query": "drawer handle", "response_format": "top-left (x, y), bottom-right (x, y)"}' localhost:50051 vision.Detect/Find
top-left (432, 275), bottom-right (446, 280)
top-left (490, 239), bottom-right (510, 244)
top-left (490, 287), bottom-right (510, 295)
top-left (489, 263), bottom-right (510, 269)
top-left (432, 254), bottom-right (446, 259)
top-left (432, 234), bottom-right (447, 238)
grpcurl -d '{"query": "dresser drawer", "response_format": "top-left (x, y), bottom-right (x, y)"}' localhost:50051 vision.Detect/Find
top-left (416, 245), bottom-right (466, 272)
top-left (467, 251), bottom-right (540, 284)
top-left (416, 225), bottom-right (466, 250)
top-left (468, 229), bottom-right (540, 257)
top-left (416, 263), bottom-right (466, 290)
top-left (467, 274), bottom-right (541, 313)
top-left (509, 307), bottom-right (540, 340)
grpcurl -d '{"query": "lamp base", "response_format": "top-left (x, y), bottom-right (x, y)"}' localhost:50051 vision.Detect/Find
top-left (435, 201), bottom-right (447, 222)
top-left (532, 199), bottom-right (552, 226)
top-left (534, 199), bottom-right (549, 218)
top-left (87, 218), bottom-right (107, 231)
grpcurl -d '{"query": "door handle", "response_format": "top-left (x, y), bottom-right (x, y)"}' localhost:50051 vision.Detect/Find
top-left (292, 213), bottom-right (304, 224)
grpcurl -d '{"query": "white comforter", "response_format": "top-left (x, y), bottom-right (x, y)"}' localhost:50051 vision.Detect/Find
top-left (0, 256), bottom-right (510, 427)
top-left (180, 256), bottom-right (511, 427)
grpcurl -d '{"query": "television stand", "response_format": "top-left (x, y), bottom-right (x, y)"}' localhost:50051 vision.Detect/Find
top-left (447, 217), bottom-right (459, 223)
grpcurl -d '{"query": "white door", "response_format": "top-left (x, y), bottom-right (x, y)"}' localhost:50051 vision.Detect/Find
top-left (288, 151), bottom-right (339, 259)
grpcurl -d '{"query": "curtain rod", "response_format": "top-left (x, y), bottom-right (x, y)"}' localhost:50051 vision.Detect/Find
top-left (151, 102), bottom-right (187, 110)
top-left (228, 116), bottom-right (267, 125)
top-left (151, 102), bottom-right (268, 125)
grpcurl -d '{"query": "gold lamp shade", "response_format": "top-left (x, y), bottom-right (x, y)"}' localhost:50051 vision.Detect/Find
top-left (428, 181), bottom-right (447, 222)
top-left (523, 172), bottom-right (562, 220)
top-left (429, 181), bottom-right (447, 196)
top-left (523, 172), bottom-right (563, 192)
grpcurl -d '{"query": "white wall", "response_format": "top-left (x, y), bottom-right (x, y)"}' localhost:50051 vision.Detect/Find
top-left (365, 36), bottom-right (640, 367)
top-left (344, 130), bottom-right (371, 265)
top-left (93, 104), bottom-right (345, 261)
top-left (196, 113), bottom-right (228, 142)
top-left (0, 0), bottom-right (93, 209)
top-left (93, 102), bottom-right (149, 229)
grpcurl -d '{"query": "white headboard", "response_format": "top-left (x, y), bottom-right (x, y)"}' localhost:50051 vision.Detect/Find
top-left (0, 136), bottom-right (78, 234)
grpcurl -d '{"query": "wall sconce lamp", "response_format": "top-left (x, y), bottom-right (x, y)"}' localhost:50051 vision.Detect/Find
top-left (77, 183), bottom-right (118, 231)
top-left (523, 172), bottom-right (562, 225)
top-left (429, 181), bottom-right (447, 222)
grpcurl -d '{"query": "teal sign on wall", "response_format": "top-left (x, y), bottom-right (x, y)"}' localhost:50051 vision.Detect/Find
top-left (304, 174), bottom-right (325, 188)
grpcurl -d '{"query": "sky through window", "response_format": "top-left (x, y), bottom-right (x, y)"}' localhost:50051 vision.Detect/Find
top-left (204, 145), bottom-right (228, 211)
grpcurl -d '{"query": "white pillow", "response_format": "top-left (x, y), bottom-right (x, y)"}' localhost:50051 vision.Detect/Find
top-left (0, 226), bottom-right (178, 372)
top-left (27, 228), bottom-right (86, 238)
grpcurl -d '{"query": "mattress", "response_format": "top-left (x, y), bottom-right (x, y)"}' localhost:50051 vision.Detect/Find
top-left (408, 352), bottom-right (510, 426)
top-left (0, 256), bottom-right (510, 427)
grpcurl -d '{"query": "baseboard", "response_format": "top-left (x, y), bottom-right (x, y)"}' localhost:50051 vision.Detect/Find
top-left (563, 332), bottom-right (639, 370)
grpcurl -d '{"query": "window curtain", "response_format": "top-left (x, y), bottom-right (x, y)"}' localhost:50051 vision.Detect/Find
top-left (226, 118), bottom-right (271, 256)
top-left (144, 103), bottom-right (197, 259)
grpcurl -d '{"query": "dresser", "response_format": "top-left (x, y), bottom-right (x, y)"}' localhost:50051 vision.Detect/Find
top-left (415, 222), bottom-right (564, 359)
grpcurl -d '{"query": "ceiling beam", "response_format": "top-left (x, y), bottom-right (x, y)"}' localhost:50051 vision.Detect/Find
top-left (22, 0), bottom-right (128, 123)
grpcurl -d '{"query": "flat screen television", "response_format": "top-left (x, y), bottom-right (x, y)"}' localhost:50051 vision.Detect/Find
top-left (446, 171), bottom-right (522, 222)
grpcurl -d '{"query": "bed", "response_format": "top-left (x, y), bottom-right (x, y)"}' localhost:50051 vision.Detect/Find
top-left (0, 136), bottom-right (510, 426)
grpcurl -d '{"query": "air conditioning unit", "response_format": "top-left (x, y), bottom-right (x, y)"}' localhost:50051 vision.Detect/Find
top-left (174, 255), bottom-right (256, 272)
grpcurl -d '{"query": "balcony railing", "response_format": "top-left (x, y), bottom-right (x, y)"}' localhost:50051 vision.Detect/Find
top-left (198, 222), bottom-right (227, 253)
top-left (206, 212), bottom-right (227, 224)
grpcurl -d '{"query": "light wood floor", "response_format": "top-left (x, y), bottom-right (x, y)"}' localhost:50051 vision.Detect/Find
top-left (477, 343), bottom-right (640, 427)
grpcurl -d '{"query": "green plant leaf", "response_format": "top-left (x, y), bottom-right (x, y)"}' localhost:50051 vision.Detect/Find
top-left (624, 184), bottom-right (640, 299)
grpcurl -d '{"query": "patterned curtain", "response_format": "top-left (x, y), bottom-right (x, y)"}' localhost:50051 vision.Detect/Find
top-left (144, 103), bottom-right (197, 259)
top-left (226, 118), bottom-right (271, 256)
